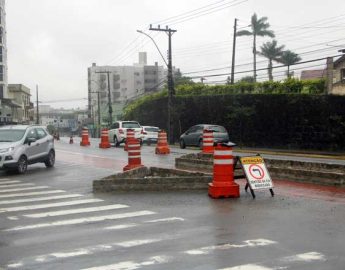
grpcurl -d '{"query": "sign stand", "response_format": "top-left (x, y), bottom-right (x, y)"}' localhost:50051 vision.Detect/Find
top-left (235, 155), bottom-right (274, 199)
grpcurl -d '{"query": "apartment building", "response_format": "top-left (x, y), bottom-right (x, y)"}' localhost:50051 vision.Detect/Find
top-left (0, 0), bottom-right (7, 100)
top-left (87, 52), bottom-right (166, 126)
top-left (7, 84), bottom-right (34, 123)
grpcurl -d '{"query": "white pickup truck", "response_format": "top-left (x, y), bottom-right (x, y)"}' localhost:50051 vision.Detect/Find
top-left (108, 121), bottom-right (144, 147)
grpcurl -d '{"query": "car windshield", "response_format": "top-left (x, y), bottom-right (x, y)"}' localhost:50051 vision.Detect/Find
top-left (0, 129), bottom-right (26, 142)
top-left (122, 122), bottom-right (141, 128)
top-left (208, 126), bottom-right (226, 133)
top-left (145, 127), bottom-right (159, 132)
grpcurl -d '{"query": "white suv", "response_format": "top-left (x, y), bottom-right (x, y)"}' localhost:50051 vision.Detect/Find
top-left (0, 125), bottom-right (55, 174)
top-left (108, 121), bottom-right (144, 147)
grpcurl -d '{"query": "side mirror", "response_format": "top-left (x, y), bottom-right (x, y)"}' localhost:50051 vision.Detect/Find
top-left (26, 137), bottom-right (37, 145)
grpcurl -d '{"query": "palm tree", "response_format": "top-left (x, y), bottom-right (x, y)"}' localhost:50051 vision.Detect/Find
top-left (257, 40), bottom-right (285, 81)
top-left (237, 13), bottom-right (275, 82)
top-left (277, 50), bottom-right (302, 78)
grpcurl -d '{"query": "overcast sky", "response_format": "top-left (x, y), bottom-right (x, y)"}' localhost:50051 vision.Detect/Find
top-left (6, 0), bottom-right (345, 109)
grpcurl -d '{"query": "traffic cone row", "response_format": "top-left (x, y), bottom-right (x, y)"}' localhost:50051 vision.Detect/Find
top-left (99, 128), bottom-right (111, 148)
top-left (202, 129), bottom-right (214, 154)
top-left (80, 127), bottom-right (91, 146)
top-left (155, 130), bottom-right (170, 155)
top-left (208, 142), bottom-right (239, 198)
top-left (123, 137), bottom-right (144, 171)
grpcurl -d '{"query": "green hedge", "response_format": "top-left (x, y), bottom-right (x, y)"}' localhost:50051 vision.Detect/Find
top-left (124, 93), bottom-right (345, 151)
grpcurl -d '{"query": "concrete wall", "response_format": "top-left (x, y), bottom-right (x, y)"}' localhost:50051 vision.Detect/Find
top-left (93, 166), bottom-right (212, 192)
top-left (175, 153), bottom-right (345, 186)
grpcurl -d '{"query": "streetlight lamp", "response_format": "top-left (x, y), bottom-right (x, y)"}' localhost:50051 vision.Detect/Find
top-left (136, 30), bottom-right (168, 66)
top-left (136, 29), bottom-right (176, 144)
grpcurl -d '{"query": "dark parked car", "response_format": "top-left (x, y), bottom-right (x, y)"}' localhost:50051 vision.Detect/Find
top-left (179, 124), bottom-right (229, 149)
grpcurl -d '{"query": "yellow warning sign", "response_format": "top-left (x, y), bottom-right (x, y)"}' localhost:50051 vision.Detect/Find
top-left (240, 156), bottom-right (273, 190)
top-left (240, 156), bottom-right (264, 165)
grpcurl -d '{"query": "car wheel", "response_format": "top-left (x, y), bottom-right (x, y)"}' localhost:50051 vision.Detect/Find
top-left (45, 150), bottom-right (55, 168)
top-left (198, 139), bottom-right (203, 150)
top-left (17, 155), bottom-right (28, 174)
top-left (179, 139), bottom-right (186, 149)
top-left (114, 136), bottom-right (120, 147)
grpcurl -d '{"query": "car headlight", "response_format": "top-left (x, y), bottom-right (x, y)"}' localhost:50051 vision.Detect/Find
top-left (0, 147), bottom-right (15, 153)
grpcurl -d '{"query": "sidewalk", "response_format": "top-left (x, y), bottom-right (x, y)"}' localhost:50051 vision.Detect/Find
top-left (233, 147), bottom-right (345, 161)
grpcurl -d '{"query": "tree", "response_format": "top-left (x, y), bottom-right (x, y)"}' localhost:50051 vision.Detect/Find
top-left (174, 69), bottom-right (195, 86)
top-left (237, 13), bottom-right (275, 82)
top-left (238, 76), bottom-right (255, 83)
top-left (257, 40), bottom-right (285, 81)
top-left (277, 50), bottom-right (302, 78)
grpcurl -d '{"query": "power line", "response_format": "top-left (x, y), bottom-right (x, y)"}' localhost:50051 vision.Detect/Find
top-left (188, 54), bottom-right (342, 79)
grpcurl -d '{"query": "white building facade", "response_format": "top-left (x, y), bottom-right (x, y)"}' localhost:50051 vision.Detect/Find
top-left (87, 52), bottom-right (166, 127)
top-left (0, 0), bottom-right (7, 100)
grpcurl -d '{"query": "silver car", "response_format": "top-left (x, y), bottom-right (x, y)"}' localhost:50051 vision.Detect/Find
top-left (0, 125), bottom-right (55, 174)
top-left (179, 124), bottom-right (229, 149)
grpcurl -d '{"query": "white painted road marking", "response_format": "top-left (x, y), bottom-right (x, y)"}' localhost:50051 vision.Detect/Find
top-left (0, 194), bottom-right (82, 205)
top-left (5, 210), bottom-right (155, 231)
top-left (24, 204), bottom-right (130, 218)
top-left (8, 238), bottom-right (164, 267)
top-left (185, 239), bottom-right (277, 255)
top-left (282, 252), bottom-right (326, 262)
top-left (0, 190), bottom-right (65, 199)
top-left (0, 186), bottom-right (49, 193)
top-left (104, 216), bottom-right (185, 230)
top-left (217, 252), bottom-right (326, 270)
top-left (0, 183), bottom-right (34, 188)
top-left (145, 217), bottom-right (185, 223)
top-left (0, 198), bottom-right (103, 212)
top-left (0, 180), bottom-right (21, 185)
top-left (80, 256), bottom-right (170, 270)
top-left (219, 265), bottom-right (273, 270)
top-left (104, 223), bottom-right (138, 230)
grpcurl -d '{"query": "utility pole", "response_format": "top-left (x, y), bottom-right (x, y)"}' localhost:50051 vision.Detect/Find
top-left (90, 91), bottom-right (102, 137)
top-left (36, 85), bottom-right (39, 124)
top-left (96, 71), bottom-right (112, 126)
top-left (231, 18), bottom-right (238, 84)
top-left (149, 25), bottom-right (177, 144)
top-left (97, 91), bottom-right (101, 134)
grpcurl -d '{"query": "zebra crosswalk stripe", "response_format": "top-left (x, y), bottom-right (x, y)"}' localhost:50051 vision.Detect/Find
top-left (23, 204), bottom-right (130, 218)
top-left (0, 183), bottom-right (35, 188)
top-left (0, 190), bottom-right (65, 199)
top-left (5, 210), bottom-right (156, 231)
top-left (0, 194), bottom-right (83, 205)
top-left (0, 198), bottom-right (103, 213)
top-left (0, 186), bottom-right (49, 193)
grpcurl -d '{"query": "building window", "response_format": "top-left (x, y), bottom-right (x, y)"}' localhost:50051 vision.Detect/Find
top-left (341, 69), bottom-right (345, 81)
top-left (0, 47), bottom-right (2, 62)
top-left (0, 85), bottom-right (3, 99)
top-left (0, 27), bottom-right (3, 44)
top-left (0, 65), bottom-right (3, 82)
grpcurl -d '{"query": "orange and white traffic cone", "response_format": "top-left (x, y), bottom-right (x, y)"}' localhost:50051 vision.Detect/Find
top-left (202, 129), bottom-right (214, 154)
top-left (124, 129), bottom-right (135, 151)
top-left (99, 128), bottom-right (111, 148)
top-left (123, 137), bottom-right (144, 171)
top-left (208, 142), bottom-right (239, 198)
top-left (69, 136), bottom-right (74, 144)
top-left (80, 127), bottom-right (91, 146)
top-left (155, 130), bottom-right (170, 155)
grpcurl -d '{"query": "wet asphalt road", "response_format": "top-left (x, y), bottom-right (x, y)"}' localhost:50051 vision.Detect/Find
top-left (0, 139), bottom-right (344, 270)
